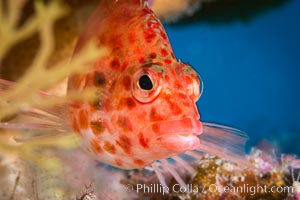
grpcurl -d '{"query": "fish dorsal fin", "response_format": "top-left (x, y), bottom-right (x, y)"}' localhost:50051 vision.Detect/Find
top-left (74, 0), bottom-right (151, 52)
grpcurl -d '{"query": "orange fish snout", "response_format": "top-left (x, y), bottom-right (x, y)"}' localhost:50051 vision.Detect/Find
top-left (148, 117), bottom-right (203, 153)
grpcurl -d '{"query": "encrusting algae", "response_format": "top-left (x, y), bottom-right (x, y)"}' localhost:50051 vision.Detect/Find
top-left (0, 1), bottom-right (300, 200)
top-left (126, 150), bottom-right (300, 200)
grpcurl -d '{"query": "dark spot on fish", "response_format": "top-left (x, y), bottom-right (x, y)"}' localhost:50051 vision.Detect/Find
top-left (116, 135), bottom-right (131, 154)
top-left (165, 97), bottom-right (182, 115)
top-left (174, 80), bottom-right (181, 89)
top-left (149, 52), bottom-right (157, 59)
top-left (141, 8), bottom-right (152, 16)
top-left (122, 75), bottom-right (131, 90)
top-left (160, 32), bottom-right (167, 40)
top-left (90, 138), bottom-right (103, 154)
top-left (152, 124), bottom-right (160, 134)
top-left (90, 99), bottom-right (102, 110)
top-left (115, 158), bottom-right (123, 166)
top-left (103, 141), bottom-right (116, 154)
top-left (90, 121), bottom-right (105, 136)
top-left (170, 69), bottom-right (176, 76)
top-left (121, 61), bottom-right (128, 72)
top-left (134, 159), bottom-right (145, 166)
top-left (170, 103), bottom-right (182, 115)
top-left (138, 133), bottom-right (149, 148)
top-left (117, 116), bottom-right (133, 132)
top-left (165, 74), bottom-right (170, 82)
top-left (94, 72), bottom-right (106, 86)
top-left (110, 58), bottom-right (120, 70)
top-left (184, 75), bottom-right (192, 84)
top-left (139, 57), bottom-right (145, 64)
top-left (144, 31), bottom-right (156, 43)
top-left (149, 107), bottom-right (164, 121)
top-left (164, 59), bottom-right (172, 65)
top-left (160, 48), bottom-right (168, 57)
top-left (119, 97), bottom-right (136, 110)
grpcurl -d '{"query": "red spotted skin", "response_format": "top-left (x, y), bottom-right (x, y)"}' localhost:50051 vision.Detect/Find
top-left (68, 0), bottom-right (203, 169)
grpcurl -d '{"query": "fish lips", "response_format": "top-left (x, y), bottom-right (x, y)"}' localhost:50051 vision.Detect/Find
top-left (152, 118), bottom-right (203, 153)
top-left (158, 134), bottom-right (201, 153)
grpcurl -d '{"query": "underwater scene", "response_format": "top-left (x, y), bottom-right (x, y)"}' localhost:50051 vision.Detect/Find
top-left (0, 0), bottom-right (299, 199)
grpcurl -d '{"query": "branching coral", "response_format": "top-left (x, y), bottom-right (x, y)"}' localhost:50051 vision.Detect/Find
top-left (0, 0), bottom-right (106, 121)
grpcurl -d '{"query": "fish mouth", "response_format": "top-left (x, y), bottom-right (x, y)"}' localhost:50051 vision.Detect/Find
top-left (151, 118), bottom-right (203, 152)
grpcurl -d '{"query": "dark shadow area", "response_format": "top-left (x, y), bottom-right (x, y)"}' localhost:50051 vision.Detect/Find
top-left (173, 0), bottom-right (292, 25)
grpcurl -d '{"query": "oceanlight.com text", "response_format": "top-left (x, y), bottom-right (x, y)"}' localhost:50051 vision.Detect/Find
top-left (126, 183), bottom-right (294, 196)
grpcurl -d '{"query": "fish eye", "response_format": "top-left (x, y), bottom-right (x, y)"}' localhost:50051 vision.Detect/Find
top-left (132, 67), bottom-right (163, 103)
top-left (138, 74), bottom-right (153, 90)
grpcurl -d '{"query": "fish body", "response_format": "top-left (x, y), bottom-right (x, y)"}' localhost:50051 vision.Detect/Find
top-left (68, 0), bottom-right (203, 169)
top-left (0, 0), bottom-right (248, 182)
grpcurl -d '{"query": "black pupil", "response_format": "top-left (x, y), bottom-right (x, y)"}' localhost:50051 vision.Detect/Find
top-left (138, 75), bottom-right (153, 90)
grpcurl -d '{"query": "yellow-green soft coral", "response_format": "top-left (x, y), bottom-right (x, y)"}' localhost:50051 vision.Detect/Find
top-left (0, 0), bottom-right (106, 121)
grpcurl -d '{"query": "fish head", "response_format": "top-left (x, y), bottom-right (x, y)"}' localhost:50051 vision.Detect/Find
top-left (91, 59), bottom-right (204, 169)
top-left (127, 59), bottom-right (203, 156)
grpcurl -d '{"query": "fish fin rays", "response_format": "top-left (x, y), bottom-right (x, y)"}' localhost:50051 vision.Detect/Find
top-left (0, 107), bottom-right (73, 142)
top-left (196, 122), bottom-right (250, 166)
top-left (0, 111), bottom-right (72, 143)
top-left (152, 155), bottom-right (197, 192)
top-left (0, 78), bottom-right (73, 142)
top-left (151, 162), bottom-right (169, 192)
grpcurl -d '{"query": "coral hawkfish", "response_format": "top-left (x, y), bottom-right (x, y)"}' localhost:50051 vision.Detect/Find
top-left (0, 0), bottom-right (248, 188)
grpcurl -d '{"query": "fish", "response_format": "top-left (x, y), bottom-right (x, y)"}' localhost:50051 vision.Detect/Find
top-left (0, 0), bottom-right (248, 189)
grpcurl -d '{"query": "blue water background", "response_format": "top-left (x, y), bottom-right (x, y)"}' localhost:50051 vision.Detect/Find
top-left (164, 1), bottom-right (300, 154)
